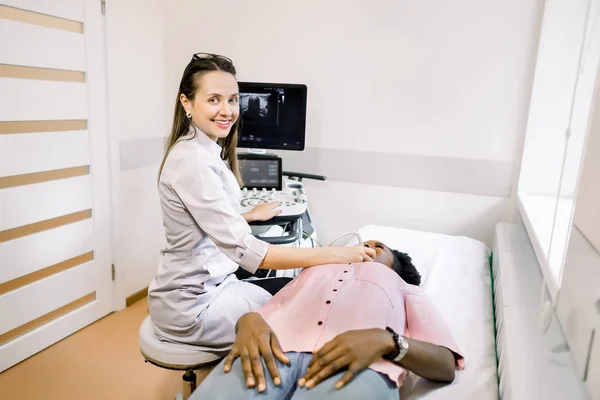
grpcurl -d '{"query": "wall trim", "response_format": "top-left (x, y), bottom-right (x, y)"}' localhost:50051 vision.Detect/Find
top-left (126, 287), bottom-right (148, 307)
top-left (120, 136), bottom-right (514, 197)
top-left (271, 147), bottom-right (514, 198)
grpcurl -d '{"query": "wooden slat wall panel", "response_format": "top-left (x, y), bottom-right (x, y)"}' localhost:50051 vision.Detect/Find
top-left (0, 120), bottom-right (87, 135)
top-left (0, 292), bottom-right (96, 346)
top-left (0, 296), bottom-right (100, 372)
top-left (0, 65), bottom-right (84, 82)
top-left (0, 1), bottom-right (84, 23)
top-left (0, 166), bottom-right (89, 190)
top-left (0, 210), bottom-right (91, 244)
top-left (0, 219), bottom-right (94, 285)
top-left (0, 252), bottom-right (93, 296)
top-left (0, 262), bottom-right (97, 335)
top-left (0, 131), bottom-right (89, 177)
top-left (0, 19), bottom-right (85, 70)
top-left (0, 78), bottom-right (88, 121)
top-left (0, 176), bottom-right (92, 231)
top-left (0, 0), bottom-right (115, 375)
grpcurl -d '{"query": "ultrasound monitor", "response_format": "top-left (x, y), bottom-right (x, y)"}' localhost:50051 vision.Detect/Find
top-left (237, 82), bottom-right (307, 151)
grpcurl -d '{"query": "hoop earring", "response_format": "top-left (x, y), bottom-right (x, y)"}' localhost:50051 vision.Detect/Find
top-left (186, 112), bottom-right (192, 119)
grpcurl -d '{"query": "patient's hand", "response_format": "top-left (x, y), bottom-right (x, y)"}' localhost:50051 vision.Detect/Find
top-left (298, 328), bottom-right (394, 390)
top-left (224, 312), bottom-right (290, 393)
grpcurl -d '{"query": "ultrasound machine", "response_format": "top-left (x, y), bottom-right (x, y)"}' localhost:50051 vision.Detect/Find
top-left (236, 82), bottom-right (325, 278)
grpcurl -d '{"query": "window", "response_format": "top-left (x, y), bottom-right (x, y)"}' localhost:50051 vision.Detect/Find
top-left (517, 0), bottom-right (599, 299)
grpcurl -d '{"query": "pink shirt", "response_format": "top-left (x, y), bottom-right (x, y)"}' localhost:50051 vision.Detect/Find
top-left (257, 261), bottom-right (465, 387)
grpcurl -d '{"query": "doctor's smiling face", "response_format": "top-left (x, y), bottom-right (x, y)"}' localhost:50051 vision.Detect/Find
top-left (159, 53), bottom-right (243, 185)
top-left (180, 70), bottom-right (240, 142)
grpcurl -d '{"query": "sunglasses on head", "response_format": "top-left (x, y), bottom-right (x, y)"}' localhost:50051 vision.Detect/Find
top-left (191, 52), bottom-right (233, 64)
top-left (180, 53), bottom-right (234, 90)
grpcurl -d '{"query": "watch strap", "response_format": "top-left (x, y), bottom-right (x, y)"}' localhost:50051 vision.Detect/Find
top-left (382, 326), bottom-right (400, 361)
top-left (393, 333), bottom-right (409, 362)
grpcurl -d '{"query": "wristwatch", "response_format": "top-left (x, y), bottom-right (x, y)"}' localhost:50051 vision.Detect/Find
top-left (382, 326), bottom-right (409, 363)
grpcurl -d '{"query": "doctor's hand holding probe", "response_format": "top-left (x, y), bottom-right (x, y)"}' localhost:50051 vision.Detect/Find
top-left (147, 53), bottom-right (375, 354)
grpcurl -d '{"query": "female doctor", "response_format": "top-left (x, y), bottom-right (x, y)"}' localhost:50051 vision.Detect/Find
top-left (148, 53), bottom-right (375, 355)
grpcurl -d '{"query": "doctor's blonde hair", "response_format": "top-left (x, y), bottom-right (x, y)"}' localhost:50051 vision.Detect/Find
top-left (158, 55), bottom-right (242, 184)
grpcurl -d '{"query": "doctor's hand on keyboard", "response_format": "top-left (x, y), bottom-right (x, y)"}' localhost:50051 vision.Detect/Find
top-left (242, 201), bottom-right (282, 223)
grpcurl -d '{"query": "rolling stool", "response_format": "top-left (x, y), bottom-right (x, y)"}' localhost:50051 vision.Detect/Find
top-left (139, 316), bottom-right (222, 400)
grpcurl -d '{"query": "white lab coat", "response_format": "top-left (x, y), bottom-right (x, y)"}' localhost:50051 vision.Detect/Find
top-left (148, 128), bottom-right (272, 354)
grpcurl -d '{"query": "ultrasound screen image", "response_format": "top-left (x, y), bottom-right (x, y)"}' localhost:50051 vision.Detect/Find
top-left (240, 93), bottom-right (278, 127)
top-left (237, 83), bottom-right (307, 151)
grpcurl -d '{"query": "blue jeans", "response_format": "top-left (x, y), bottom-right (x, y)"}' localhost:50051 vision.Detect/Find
top-left (190, 352), bottom-right (400, 400)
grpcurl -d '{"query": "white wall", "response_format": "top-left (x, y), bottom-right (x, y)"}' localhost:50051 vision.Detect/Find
top-left (164, 0), bottom-right (541, 162)
top-left (105, 0), bottom-right (166, 302)
top-left (305, 180), bottom-right (511, 247)
top-left (165, 0), bottom-right (541, 161)
top-left (105, 0), bottom-right (545, 300)
top-left (163, 0), bottom-right (543, 247)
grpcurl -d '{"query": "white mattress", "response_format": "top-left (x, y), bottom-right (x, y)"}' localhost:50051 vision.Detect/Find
top-left (358, 225), bottom-right (499, 400)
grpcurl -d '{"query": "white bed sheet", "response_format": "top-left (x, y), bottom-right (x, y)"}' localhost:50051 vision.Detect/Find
top-left (358, 225), bottom-right (498, 400)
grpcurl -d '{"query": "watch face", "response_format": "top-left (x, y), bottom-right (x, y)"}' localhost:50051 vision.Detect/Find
top-left (401, 336), bottom-right (409, 350)
top-left (394, 336), bottom-right (409, 362)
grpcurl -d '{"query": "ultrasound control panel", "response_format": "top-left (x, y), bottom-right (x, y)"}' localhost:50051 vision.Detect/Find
top-left (239, 180), bottom-right (307, 219)
top-left (238, 153), bottom-right (308, 219)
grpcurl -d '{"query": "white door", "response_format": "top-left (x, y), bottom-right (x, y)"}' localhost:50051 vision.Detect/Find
top-left (0, 0), bottom-right (113, 372)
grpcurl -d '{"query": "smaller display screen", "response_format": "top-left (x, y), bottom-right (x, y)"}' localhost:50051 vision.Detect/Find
top-left (238, 158), bottom-right (281, 190)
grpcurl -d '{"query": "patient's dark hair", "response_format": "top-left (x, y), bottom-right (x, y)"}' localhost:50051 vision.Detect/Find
top-left (391, 250), bottom-right (421, 286)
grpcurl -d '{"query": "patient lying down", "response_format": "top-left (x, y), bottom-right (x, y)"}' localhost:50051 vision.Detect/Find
top-left (191, 241), bottom-right (465, 400)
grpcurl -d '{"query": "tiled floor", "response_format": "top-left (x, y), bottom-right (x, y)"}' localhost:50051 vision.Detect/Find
top-left (0, 297), bottom-right (216, 400)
